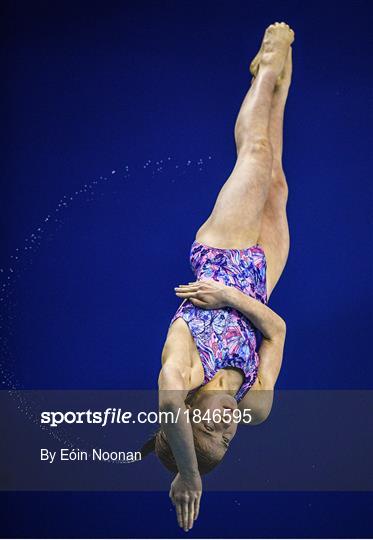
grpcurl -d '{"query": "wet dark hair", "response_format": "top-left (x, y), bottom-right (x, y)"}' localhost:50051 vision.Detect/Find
top-left (140, 427), bottom-right (222, 475)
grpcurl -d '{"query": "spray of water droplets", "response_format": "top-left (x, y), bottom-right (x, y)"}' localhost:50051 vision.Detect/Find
top-left (0, 155), bottom-right (212, 460)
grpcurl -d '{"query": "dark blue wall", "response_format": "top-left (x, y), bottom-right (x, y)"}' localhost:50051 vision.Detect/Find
top-left (1, 0), bottom-right (372, 537)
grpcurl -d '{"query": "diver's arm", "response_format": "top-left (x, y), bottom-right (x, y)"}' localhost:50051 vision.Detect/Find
top-left (255, 332), bottom-right (285, 389)
top-left (227, 287), bottom-right (286, 391)
top-left (226, 287), bottom-right (286, 387)
top-left (175, 280), bottom-right (285, 341)
top-left (228, 289), bottom-right (286, 421)
top-left (226, 287), bottom-right (286, 341)
top-left (158, 365), bottom-right (202, 531)
top-left (158, 365), bottom-right (200, 478)
top-left (238, 328), bottom-right (285, 423)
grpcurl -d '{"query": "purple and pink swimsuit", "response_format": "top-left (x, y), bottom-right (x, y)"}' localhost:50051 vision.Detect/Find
top-left (169, 239), bottom-right (268, 402)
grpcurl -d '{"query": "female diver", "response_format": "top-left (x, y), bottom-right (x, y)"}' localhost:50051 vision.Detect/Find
top-left (142, 22), bottom-right (294, 531)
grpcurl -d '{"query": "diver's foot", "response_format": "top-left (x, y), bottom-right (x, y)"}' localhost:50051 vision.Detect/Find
top-left (275, 46), bottom-right (292, 91)
top-left (250, 22), bottom-right (294, 81)
top-left (249, 42), bottom-right (264, 79)
top-left (250, 46), bottom-right (293, 89)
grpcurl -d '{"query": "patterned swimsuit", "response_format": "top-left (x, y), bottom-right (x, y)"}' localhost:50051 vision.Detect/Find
top-left (169, 240), bottom-right (268, 402)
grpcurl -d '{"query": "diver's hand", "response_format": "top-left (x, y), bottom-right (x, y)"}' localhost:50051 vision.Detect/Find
top-left (174, 278), bottom-right (231, 309)
top-left (169, 472), bottom-right (202, 532)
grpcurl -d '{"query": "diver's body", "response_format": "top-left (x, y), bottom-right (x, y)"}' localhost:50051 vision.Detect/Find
top-left (157, 22), bottom-right (294, 531)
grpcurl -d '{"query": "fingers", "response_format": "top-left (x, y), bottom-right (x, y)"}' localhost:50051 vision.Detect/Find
top-left (174, 286), bottom-right (201, 301)
top-left (194, 494), bottom-right (201, 521)
top-left (182, 501), bottom-right (189, 532)
top-left (170, 488), bottom-right (182, 528)
top-left (174, 291), bottom-right (197, 299)
top-left (174, 290), bottom-right (206, 305)
top-left (174, 282), bottom-right (211, 309)
top-left (174, 285), bottom-right (199, 294)
top-left (174, 278), bottom-right (211, 292)
top-left (175, 279), bottom-right (209, 288)
top-left (188, 500), bottom-right (195, 530)
top-left (175, 502), bottom-right (183, 529)
top-left (172, 497), bottom-right (201, 531)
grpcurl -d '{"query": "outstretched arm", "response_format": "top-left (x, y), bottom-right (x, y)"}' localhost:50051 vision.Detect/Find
top-left (158, 365), bottom-right (202, 531)
top-left (158, 365), bottom-right (199, 477)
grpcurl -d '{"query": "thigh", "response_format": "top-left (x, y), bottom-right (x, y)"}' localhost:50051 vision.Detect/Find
top-left (196, 150), bottom-right (273, 248)
top-left (257, 179), bottom-right (289, 298)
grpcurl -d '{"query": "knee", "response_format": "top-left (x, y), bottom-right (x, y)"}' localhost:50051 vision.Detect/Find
top-left (237, 136), bottom-right (273, 160)
top-left (270, 168), bottom-right (289, 202)
top-left (271, 162), bottom-right (287, 184)
top-left (250, 136), bottom-right (273, 155)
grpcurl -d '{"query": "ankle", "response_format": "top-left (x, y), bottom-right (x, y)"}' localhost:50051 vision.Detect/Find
top-left (257, 63), bottom-right (278, 80)
top-left (255, 66), bottom-right (278, 91)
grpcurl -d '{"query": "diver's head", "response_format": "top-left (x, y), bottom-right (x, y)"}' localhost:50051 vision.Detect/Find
top-left (187, 389), bottom-right (238, 463)
top-left (141, 390), bottom-right (238, 474)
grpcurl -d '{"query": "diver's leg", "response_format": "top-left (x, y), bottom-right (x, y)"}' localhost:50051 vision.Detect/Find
top-left (195, 23), bottom-right (294, 249)
top-left (258, 48), bottom-right (292, 298)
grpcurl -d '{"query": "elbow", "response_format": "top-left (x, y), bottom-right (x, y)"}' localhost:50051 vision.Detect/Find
top-left (263, 317), bottom-right (286, 343)
top-left (277, 317), bottom-right (286, 337)
top-left (271, 317), bottom-right (286, 341)
top-left (251, 396), bottom-right (273, 425)
top-left (252, 407), bottom-right (271, 425)
top-left (158, 365), bottom-right (185, 410)
top-left (250, 381), bottom-right (274, 424)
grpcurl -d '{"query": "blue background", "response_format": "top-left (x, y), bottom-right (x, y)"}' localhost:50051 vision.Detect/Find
top-left (1, 0), bottom-right (372, 537)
